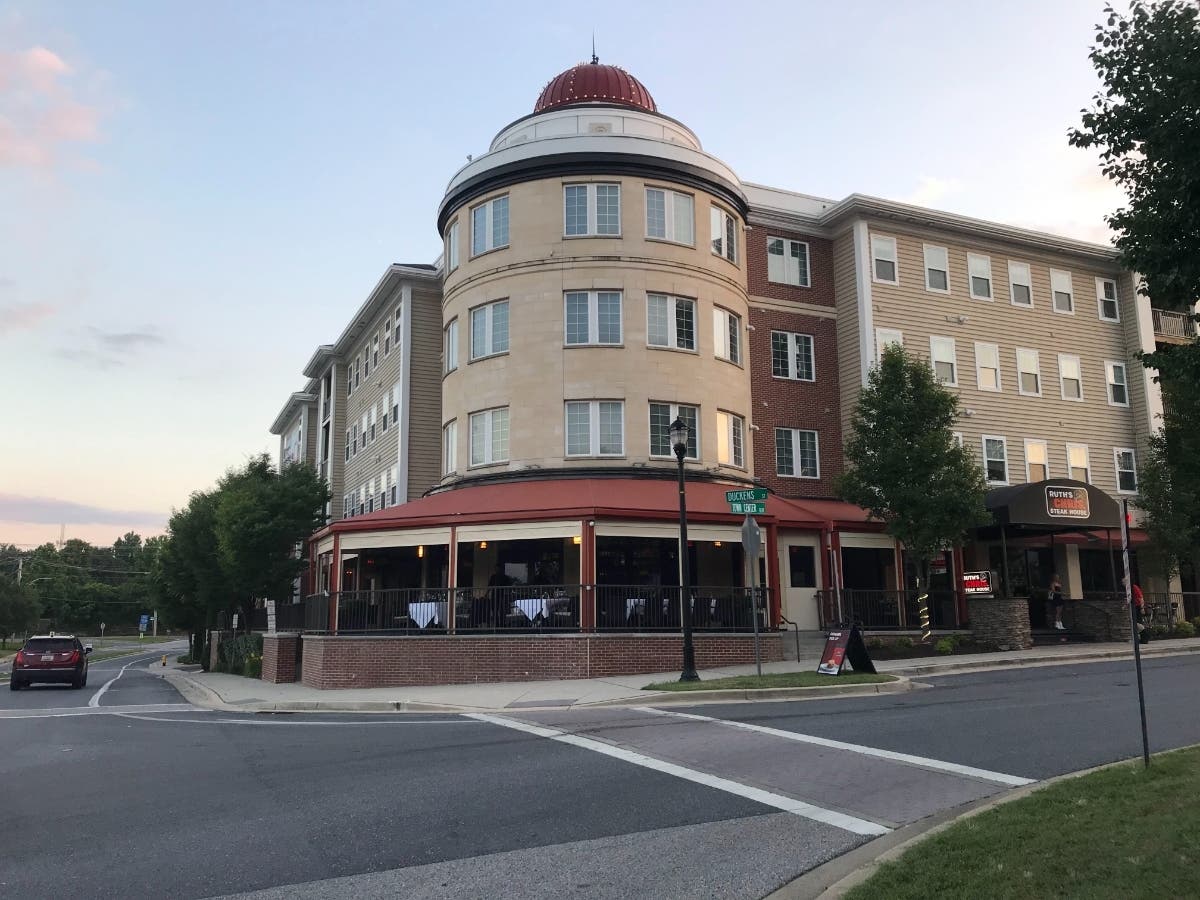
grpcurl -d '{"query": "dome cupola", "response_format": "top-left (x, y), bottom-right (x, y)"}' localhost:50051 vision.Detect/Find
top-left (534, 58), bottom-right (657, 114)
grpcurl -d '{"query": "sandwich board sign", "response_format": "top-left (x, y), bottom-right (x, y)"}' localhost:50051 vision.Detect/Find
top-left (817, 626), bottom-right (876, 676)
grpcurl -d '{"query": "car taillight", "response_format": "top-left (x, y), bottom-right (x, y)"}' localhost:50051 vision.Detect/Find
top-left (68, 650), bottom-right (80, 664)
top-left (15, 650), bottom-right (25, 666)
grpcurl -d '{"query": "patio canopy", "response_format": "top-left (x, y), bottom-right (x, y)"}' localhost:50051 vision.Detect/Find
top-left (982, 478), bottom-right (1122, 535)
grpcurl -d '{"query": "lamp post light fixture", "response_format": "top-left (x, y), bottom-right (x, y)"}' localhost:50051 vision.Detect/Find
top-left (670, 416), bottom-right (700, 682)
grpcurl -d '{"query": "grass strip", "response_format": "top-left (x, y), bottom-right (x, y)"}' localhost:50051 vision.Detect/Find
top-left (847, 745), bottom-right (1200, 900)
top-left (643, 671), bottom-right (895, 691)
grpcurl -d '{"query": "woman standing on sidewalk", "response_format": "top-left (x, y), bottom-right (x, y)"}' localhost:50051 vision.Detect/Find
top-left (1050, 574), bottom-right (1066, 631)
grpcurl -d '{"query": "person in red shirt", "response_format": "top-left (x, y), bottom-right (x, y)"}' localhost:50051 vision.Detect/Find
top-left (1123, 576), bottom-right (1146, 640)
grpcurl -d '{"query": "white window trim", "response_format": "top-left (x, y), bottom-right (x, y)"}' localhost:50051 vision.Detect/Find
top-left (776, 427), bottom-right (821, 479)
top-left (710, 204), bottom-right (738, 264)
top-left (875, 328), bottom-right (903, 362)
top-left (1058, 353), bottom-right (1084, 402)
top-left (1066, 442), bottom-right (1091, 484)
top-left (767, 236), bottom-right (812, 288)
top-left (923, 244), bottom-right (950, 294)
top-left (1008, 260), bottom-right (1033, 307)
top-left (446, 220), bottom-right (459, 272)
top-left (1105, 360), bottom-right (1130, 407)
top-left (982, 434), bottom-right (1010, 485)
top-left (1113, 447), bottom-right (1138, 494)
top-left (646, 293), bottom-right (697, 352)
top-left (871, 235), bottom-right (899, 285)
top-left (967, 253), bottom-right (993, 301)
top-left (929, 335), bottom-right (958, 386)
top-left (1050, 268), bottom-right (1074, 316)
top-left (469, 407), bottom-right (509, 467)
top-left (564, 290), bottom-right (623, 346)
top-left (644, 186), bottom-right (695, 246)
top-left (713, 306), bottom-right (741, 364)
top-left (974, 341), bottom-right (1002, 392)
top-left (1096, 276), bottom-right (1120, 323)
top-left (564, 183), bottom-right (621, 238)
top-left (1016, 347), bottom-right (1042, 397)
top-left (470, 300), bottom-right (508, 361)
top-left (470, 195), bottom-right (509, 257)
top-left (648, 402), bottom-right (700, 460)
top-left (442, 420), bottom-right (457, 475)
top-left (716, 410), bottom-right (746, 469)
top-left (771, 331), bottom-right (816, 382)
top-left (564, 400), bottom-right (625, 458)
top-left (1024, 439), bottom-right (1050, 483)
top-left (444, 318), bottom-right (459, 374)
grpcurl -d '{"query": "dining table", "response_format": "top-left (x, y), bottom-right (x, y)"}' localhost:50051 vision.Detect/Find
top-left (407, 600), bottom-right (445, 629)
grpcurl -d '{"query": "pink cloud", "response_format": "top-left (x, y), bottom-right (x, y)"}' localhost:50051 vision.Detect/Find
top-left (0, 45), bottom-right (103, 168)
top-left (0, 301), bottom-right (57, 333)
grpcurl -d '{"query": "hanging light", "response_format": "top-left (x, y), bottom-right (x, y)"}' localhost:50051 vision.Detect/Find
top-left (572, 535), bottom-right (582, 545)
top-left (479, 541), bottom-right (488, 549)
top-left (714, 541), bottom-right (722, 548)
top-left (417, 545), bottom-right (424, 558)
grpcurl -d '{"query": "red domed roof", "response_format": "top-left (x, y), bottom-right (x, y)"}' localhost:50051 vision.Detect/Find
top-left (535, 61), bottom-right (657, 114)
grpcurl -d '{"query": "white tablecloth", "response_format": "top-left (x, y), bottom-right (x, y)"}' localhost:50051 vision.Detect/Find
top-left (408, 601), bottom-right (444, 629)
top-left (512, 598), bottom-right (551, 621)
top-left (625, 598), bottom-right (648, 619)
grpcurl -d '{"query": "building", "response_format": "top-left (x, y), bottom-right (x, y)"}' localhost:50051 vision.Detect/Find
top-left (263, 59), bottom-right (1181, 687)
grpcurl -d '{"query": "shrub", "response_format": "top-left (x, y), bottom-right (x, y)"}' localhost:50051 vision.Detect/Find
top-left (216, 633), bottom-right (264, 676)
top-left (1171, 621), bottom-right (1196, 639)
top-left (866, 637), bottom-right (885, 650)
top-left (176, 654), bottom-right (195, 665)
top-left (1150, 624), bottom-right (1170, 639)
top-left (244, 654), bottom-right (262, 679)
top-left (1191, 616), bottom-right (1200, 633)
top-left (935, 637), bottom-right (957, 655)
top-left (893, 636), bottom-right (914, 650)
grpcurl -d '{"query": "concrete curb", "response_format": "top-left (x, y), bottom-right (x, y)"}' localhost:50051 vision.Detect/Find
top-left (584, 678), bottom-right (911, 708)
top-left (881, 640), bottom-right (1200, 677)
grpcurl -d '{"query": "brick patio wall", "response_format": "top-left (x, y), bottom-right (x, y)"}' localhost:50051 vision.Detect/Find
top-left (261, 633), bottom-right (300, 684)
top-left (298, 633), bottom-right (784, 689)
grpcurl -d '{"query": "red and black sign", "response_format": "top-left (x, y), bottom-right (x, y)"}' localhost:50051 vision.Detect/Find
top-left (817, 626), bottom-right (876, 676)
top-left (962, 570), bottom-right (993, 595)
top-left (1046, 486), bottom-right (1090, 519)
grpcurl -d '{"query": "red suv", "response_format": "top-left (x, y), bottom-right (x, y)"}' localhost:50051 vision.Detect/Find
top-left (9, 635), bottom-right (92, 690)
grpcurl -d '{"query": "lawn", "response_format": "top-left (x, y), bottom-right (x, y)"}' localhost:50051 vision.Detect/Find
top-left (643, 671), bottom-right (896, 691)
top-left (846, 745), bottom-right (1200, 900)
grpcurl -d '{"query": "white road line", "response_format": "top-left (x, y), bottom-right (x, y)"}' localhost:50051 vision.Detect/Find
top-left (1, 703), bottom-right (197, 720)
top-left (115, 713), bottom-right (485, 726)
top-left (637, 707), bottom-right (1035, 788)
top-left (88, 657), bottom-right (145, 708)
top-left (466, 712), bottom-right (890, 837)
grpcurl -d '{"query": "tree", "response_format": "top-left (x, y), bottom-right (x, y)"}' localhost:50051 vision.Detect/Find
top-left (0, 575), bottom-right (40, 645)
top-left (158, 490), bottom-right (229, 667)
top-left (839, 345), bottom-right (991, 612)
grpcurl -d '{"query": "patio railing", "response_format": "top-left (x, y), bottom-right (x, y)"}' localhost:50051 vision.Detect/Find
top-left (1151, 308), bottom-right (1198, 341)
top-left (817, 589), bottom-right (962, 630)
top-left (297, 585), bottom-right (769, 635)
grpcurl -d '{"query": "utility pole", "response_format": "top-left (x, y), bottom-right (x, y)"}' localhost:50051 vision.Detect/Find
top-left (153, 610), bottom-right (158, 637)
top-left (16, 556), bottom-right (22, 585)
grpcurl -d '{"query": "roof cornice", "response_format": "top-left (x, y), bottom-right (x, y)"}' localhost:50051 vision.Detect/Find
top-left (269, 392), bottom-right (317, 435)
top-left (302, 345), bottom-right (336, 379)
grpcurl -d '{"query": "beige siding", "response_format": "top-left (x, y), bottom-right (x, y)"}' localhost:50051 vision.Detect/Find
top-left (407, 286), bottom-right (443, 500)
top-left (865, 221), bottom-right (1139, 497)
top-left (304, 402), bottom-right (318, 469)
top-left (329, 362), bottom-right (346, 519)
top-left (832, 229), bottom-right (861, 446)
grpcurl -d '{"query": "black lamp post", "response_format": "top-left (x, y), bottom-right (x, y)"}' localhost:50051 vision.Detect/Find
top-left (670, 416), bottom-right (699, 682)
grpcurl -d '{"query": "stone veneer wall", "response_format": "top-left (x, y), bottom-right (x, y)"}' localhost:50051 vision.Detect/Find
top-left (1068, 599), bottom-right (1133, 642)
top-left (297, 633), bottom-right (783, 690)
top-left (967, 596), bottom-right (1032, 650)
top-left (261, 633), bottom-right (300, 684)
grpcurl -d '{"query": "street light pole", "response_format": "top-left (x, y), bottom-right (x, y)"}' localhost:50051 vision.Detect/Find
top-left (670, 417), bottom-right (699, 682)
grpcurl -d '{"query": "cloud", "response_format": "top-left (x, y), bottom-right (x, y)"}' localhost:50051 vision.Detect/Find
top-left (0, 45), bottom-right (103, 168)
top-left (0, 493), bottom-right (166, 527)
top-left (87, 327), bottom-right (165, 351)
top-left (0, 300), bottom-right (56, 333)
top-left (55, 325), bottom-right (167, 368)
top-left (900, 175), bottom-right (963, 208)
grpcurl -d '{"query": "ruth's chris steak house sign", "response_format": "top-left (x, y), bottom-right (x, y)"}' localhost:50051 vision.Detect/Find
top-left (1046, 485), bottom-right (1090, 519)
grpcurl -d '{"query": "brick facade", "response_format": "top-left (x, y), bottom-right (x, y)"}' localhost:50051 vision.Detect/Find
top-left (296, 632), bottom-right (783, 689)
top-left (262, 634), bottom-right (300, 683)
top-left (746, 229), bottom-right (835, 308)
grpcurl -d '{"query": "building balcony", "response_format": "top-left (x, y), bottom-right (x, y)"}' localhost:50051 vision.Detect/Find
top-left (1152, 308), bottom-right (1198, 345)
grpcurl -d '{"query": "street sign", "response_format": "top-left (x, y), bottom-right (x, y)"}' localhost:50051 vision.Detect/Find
top-left (740, 515), bottom-right (761, 559)
top-left (138, 614), bottom-right (149, 633)
top-left (725, 488), bottom-right (768, 503)
top-left (729, 501), bottom-right (766, 515)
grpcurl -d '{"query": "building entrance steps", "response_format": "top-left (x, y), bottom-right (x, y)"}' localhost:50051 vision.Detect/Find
top-left (151, 637), bottom-right (1200, 714)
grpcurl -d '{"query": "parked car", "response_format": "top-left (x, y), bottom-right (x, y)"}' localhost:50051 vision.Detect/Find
top-left (9, 634), bottom-right (92, 690)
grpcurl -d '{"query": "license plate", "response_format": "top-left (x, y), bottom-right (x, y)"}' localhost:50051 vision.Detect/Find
top-left (42, 654), bottom-right (54, 661)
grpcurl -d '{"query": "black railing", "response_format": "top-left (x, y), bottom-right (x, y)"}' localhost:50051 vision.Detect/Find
top-left (817, 589), bottom-right (961, 630)
top-left (454, 585), bottom-right (580, 632)
top-left (594, 585), bottom-right (764, 632)
top-left (274, 601), bottom-right (308, 632)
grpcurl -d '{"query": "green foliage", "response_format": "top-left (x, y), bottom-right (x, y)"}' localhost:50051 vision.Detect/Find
top-left (1192, 616), bottom-right (1200, 632)
top-left (935, 635), bottom-right (962, 655)
top-left (838, 344), bottom-right (991, 573)
top-left (865, 636), bottom-right (885, 650)
top-left (1069, 1), bottom-right (1200, 311)
top-left (1150, 623), bottom-right (1170, 639)
top-left (0, 573), bottom-right (40, 640)
top-left (215, 633), bottom-right (263, 676)
top-left (1171, 621), bottom-right (1195, 639)
top-left (893, 636), bottom-right (914, 650)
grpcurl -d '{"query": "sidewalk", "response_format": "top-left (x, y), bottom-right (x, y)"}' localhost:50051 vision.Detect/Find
top-left (152, 637), bottom-right (1200, 714)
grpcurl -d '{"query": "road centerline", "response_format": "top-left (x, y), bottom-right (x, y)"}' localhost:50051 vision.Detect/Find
top-left (88, 655), bottom-right (159, 708)
top-left (465, 712), bottom-right (890, 837)
top-left (636, 707), bottom-right (1035, 787)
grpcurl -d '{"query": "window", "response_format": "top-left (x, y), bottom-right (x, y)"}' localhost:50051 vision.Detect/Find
top-left (1025, 439), bottom-right (1049, 482)
top-left (983, 435), bottom-right (1009, 484)
top-left (871, 235), bottom-right (898, 284)
top-left (924, 245), bottom-right (949, 293)
top-left (968, 253), bottom-right (993, 300)
top-left (384, 329), bottom-right (391, 357)
top-left (647, 294), bottom-right (696, 350)
top-left (564, 183), bottom-right (620, 236)
top-left (469, 407), bottom-right (509, 466)
top-left (470, 300), bottom-right (509, 359)
top-left (930, 336), bottom-right (958, 385)
top-left (391, 382), bottom-right (399, 426)
top-left (354, 356), bottom-right (361, 389)
top-left (952, 432), bottom-right (964, 448)
top-left (645, 188), bottom-right (694, 245)
top-left (1058, 354), bottom-right (1083, 401)
top-left (360, 414), bottom-right (368, 448)
top-left (344, 429), bottom-right (351, 462)
top-left (565, 291), bottom-right (622, 346)
top-left (875, 328), bottom-right (903, 361)
top-left (768, 237), bottom-right (811, 287)
top-left (381, 395), bottom-right (389, 432)
top-left (1067, 443), bottom-right (1090, 482)
top-left (1016, 348), bottom-right (1041, 396)
top-left (358, 488), bottom-right (365, 517)
top-left (788, 546), bottom-right (816, 588)
top-left (342, 494), bottom-right (351, 518)
top-left (444, 319), bottom-right (458, 373)
top-left (471, 195), bottom-right (509, 255)
top-left (442, 421), bottom-right (457, 475)
top-left (716, 411), bottom-right (745, 468)
top-left (771, 331), bottom-right (815, 381)
top-left (1009, 261), bottom-right (1033, 306)
top-left (372, 334), bottom-right (379, 368)
top-left (649, 402), bottom-right (698, 459)
top-left (1051, 268), bottom-right (1073, 314)
top-left (369, 408), bottom-right (376, 442)
top-left (394, 306), bottom-right (402, 348)
top-left (1097, 277), bottom-right (1119, 322)
top-left (565, 401), bottom-right (625, 457)
top-left (776, 428), bottom-right (819, 478)
top-left (350, 424), bottom-right (358, 457)
top-left (713, 307), bottom-right (741, 364)
top-left (363, 344), bottom-right (370, 378)
top-left (1114, 448), bottom-right (1138, 493)
top-left (445, 220), bottom-right (459, 272)
top-left (975, 342), bottom-right (1001, 391)
top-left (1105, 361), bottom-right (1129, 406)
top-left (710, 205), bottom-right (737, 263)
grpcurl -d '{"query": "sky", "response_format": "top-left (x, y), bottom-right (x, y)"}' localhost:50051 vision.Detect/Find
top-left (0, 0), bottom-right (1127, 549)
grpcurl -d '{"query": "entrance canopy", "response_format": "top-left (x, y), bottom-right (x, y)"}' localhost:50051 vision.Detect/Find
top-left (982, 478), bottom-right (1121, 535)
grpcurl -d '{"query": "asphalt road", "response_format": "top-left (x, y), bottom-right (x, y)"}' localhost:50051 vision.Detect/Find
top-left (1, 652), bottom-right (1197, 899)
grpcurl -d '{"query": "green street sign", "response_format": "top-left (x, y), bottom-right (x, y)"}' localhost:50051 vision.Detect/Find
top-left (725, 488), bottom-right (768, 503)
top-left (729, 501), bottom-right (766, 515)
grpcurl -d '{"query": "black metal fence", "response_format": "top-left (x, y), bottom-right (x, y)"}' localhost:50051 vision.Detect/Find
top-left (817, 589), bottom-right (961, 630)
